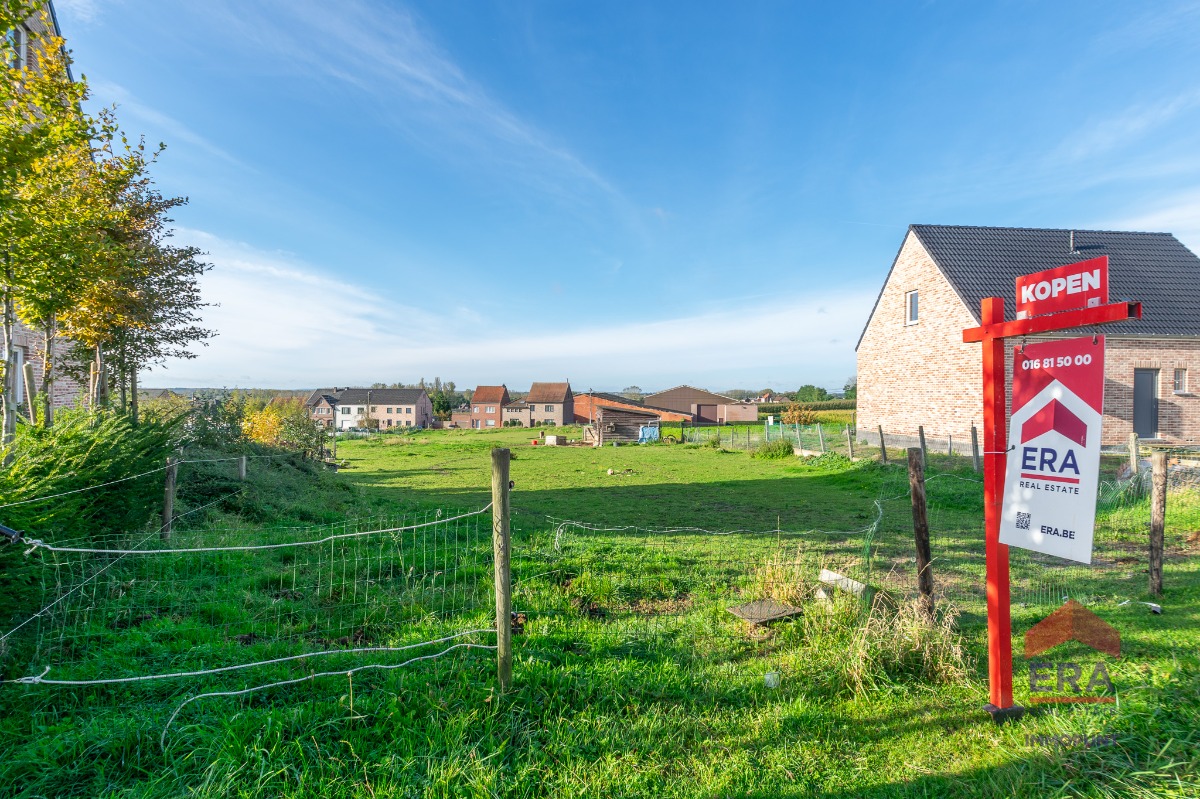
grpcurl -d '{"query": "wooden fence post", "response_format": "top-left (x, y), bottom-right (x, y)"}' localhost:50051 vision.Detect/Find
top-left (948, 434), bottom-right (953, 457)
top-left (918, 425), bottom-right (927, 467)
top-left (161, 456), bottom-right (177, 540)
top-left (1128, 433), bottom-right (1140, 477)
top-left (877, 425), bottom-right (888, 464)
top-left (238, 455), bottom-right (247, 481)
top-left (1149, 452), bottom-right (1167, 597)
top-left (971, 425), bottom-right (981, 473)
top-left (817, 423), bottom-right (826, 454)
top-left (846, 424), bottom-right (855, 459)
top-left (907, 448), bottom-right (935, 620)
top-left (491, 448), bottom-right (513, 691)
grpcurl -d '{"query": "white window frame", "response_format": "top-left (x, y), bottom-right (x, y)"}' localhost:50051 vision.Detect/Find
top-left (904, 290), bottom-right (919, 325)
top-left (1174, 368), bottom-right (1188, 394)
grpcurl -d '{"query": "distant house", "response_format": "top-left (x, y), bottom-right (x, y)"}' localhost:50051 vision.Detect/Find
top-left (573, 392), bottom-right (692, 424)
top-left (526, 382), bottom-right (574, 426)
top-left (642, 385), bottom-right (758, 424)
top-left (502, 399), bottom-right (531, 427)
top-left (306, 387), bottom-right (433, 430)
top-left (470, 385), bottom-right (510, 429)
top-left (856, 225), bottom-right (1200, 446)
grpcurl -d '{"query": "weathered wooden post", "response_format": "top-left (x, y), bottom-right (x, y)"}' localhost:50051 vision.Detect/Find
top-left (846, 424), bottom-right (854, 459)
top-left (817, 422), bottom-right (826, 453)
top-left (907, 448), bottom-right (935, 620)
top-left (1149, 452), bottom-right (1167, 597)
top-left (877, 424), bottom-right (888, 464)
top-left (948, 434), bottom-right (954, 456)
top-left (22, 362), bottom-right (36, 424)
top-left (971, 425), bottom-right (981, 472)
top-left (161, 456), bottom-right (177, 540)
top-left (491, 447), bottom-right (513, 691)
top-left (1128, 432), bottom-right (1139, 477)
top-left (918, 425), bottom-right (928, 467)
top-left (238, 455), bottom-right (247, 481)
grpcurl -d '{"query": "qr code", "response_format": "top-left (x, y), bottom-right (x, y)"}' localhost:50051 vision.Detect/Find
top-left (1015, 512), bottom-right (1032, 531)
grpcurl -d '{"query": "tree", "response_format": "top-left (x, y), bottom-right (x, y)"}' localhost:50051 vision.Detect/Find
top-left (1, 2), bottom-right (91, 443)
top-left (430, 391), bottom-right (452, 419)
top-left (793, 384), bottom-right (830, 403)
top-left (782, 402), bottom-right (816, 425)
top-left (843, 377), bottom-right (857, 401)
top-left (621, 385), bottom-right (643, 401)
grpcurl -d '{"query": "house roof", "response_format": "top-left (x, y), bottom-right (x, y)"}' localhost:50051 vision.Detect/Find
top-left (858, 225), bottom-right (1200, 349)
top-left (307, 388), bottom-right (427, 406)
top-left (525, 382), bottom-right (572, 403)
top-left (472, 385), bottom-right (508, 405)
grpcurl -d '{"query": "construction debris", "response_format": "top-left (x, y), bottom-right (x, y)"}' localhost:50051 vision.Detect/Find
top-left (727, 598), bottom-right (802, 625)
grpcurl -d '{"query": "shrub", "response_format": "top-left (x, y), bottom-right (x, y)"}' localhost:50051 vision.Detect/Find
top-left (781, 402), bottom-right (817, 425)
top-left (752, 439), bottom-right (794, 459)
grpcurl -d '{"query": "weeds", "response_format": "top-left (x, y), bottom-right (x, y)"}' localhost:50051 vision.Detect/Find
top-left (751, 439), bottom-right (794, 460)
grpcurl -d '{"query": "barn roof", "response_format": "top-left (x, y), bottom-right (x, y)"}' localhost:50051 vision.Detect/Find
top-left (857, 225), bottom-right (1200, 349)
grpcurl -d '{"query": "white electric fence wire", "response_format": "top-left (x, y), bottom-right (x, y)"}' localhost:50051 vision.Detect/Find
top-left (0, 453), bottom-right (291, 510)
top-left (160, 640), bottom-right (497, 750)
top-left (7, 629), bottom-right (495, 686)
top-left (21, 504), bottom-right (492, 556)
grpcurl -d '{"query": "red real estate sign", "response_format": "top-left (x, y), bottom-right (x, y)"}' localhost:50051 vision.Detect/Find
top-left (999, 336), bottom-right (1105, 564)
top-left (1015, 256), bottom-right (1109, 318)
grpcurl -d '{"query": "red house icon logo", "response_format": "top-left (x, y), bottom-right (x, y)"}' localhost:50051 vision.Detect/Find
top-left (1021, 399), bottom-right (1087, 447)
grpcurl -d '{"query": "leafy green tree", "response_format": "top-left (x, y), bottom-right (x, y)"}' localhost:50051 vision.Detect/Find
top-left (793, 384), bottom-right (830, 403)
top-left (843, 377), bottom-right (857, 401)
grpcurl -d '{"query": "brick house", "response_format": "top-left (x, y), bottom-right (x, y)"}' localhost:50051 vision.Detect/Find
top-left (502, 399), bottom-right (531, 427)
top-left (3, 2), bottom-right (85, 414)
top-left (642, 386), bottom-right (758, 424)
top-left (306, 387), bottom-right (433, 430)
top-left (856, 225), bottom-right (1200, 447)
top-left (573, 392), bottom-right (692, 424)
top-left (526, 382), bottom-right (574, 426)
top-left (469, 385), bottom-right (510, 429)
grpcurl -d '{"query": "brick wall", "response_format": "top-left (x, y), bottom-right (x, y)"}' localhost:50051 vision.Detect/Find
top-left (10, 319), bottom-right (86, 411)
top-left (856, 232), bottom-right (1200, 446)
top-left (856, 231), bottom-right (983, 443)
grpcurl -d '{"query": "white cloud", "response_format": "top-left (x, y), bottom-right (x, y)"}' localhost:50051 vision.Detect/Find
top-left (1107, 189), bottom-right (1200, 252)
top-left (54, 0), bottom-right (100, 24)
top-left (1052, 91), bottom-right (1200, 163)
top-left (88, 80), bottom-right (245, 167)
top-left (149, 230), bottom-right (872, 390)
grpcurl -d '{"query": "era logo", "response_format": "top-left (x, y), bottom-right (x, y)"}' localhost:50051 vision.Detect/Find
top-left (1021, 446), bottom-right (1081, 475)
top-left (1025, 600), bottom-right (1119, 704)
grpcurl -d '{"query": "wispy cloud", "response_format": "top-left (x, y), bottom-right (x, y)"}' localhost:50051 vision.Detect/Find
top-left (88, 80), bottom-right (246, 167)
top-left (1051, 91), bottom-right (1200, 163)
top-left (151, 230), bottom-right (869, 390)
top-left (1106, 189), bottom-right (1200, 251)
top-left (206, 0), bottom-right (625, 212)
top-left (54, 0), bottom-right (101, 24)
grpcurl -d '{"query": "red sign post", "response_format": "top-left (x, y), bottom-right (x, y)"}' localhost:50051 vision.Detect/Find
top-left (962, 256), bottom-right (1140, 721)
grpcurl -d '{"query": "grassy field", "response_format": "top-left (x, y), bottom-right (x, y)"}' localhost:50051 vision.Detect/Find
top-left (1, 426), bottom-right (1197, 797)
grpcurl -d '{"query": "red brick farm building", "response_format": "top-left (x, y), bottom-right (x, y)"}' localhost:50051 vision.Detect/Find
top-left (856, 225), bottom-right (1200, 448)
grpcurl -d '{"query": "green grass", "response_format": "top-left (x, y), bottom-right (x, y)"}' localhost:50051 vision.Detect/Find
top-left (1, 426), bottom-right (1197, 797)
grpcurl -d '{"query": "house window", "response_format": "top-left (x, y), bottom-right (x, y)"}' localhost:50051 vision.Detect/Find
top-left (473, 406), bottom-right (479, 413)
top-left (486, 406), bottom-right (495, 413)
top-left (386, 407), bottom-right (392, 414)
top-left (905, 290), bottom-right (918, 324)
top-left (486, 419), bottom-right (495, 427)
top-left (341, 406), bottom-right (350, 415)
top-left (8, 27), bottom-right (26, 70)
top-left (1175, 368), bottom-right (1188, 394)
top-left (544, 405), bottom-right (554, 412)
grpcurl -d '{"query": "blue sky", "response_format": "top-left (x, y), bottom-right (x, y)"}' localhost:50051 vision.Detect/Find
top-left (54, 0), bottom-right (1200, 392)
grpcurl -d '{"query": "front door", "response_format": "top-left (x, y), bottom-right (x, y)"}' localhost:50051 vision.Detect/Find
top-left (1133, 369), bottom-right (1159, 439)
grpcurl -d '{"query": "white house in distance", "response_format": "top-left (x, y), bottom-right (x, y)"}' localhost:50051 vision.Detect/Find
top-left (305, 387), bottom-right (433, 430)
top-left (856, 225), bottom-right (1200, 448)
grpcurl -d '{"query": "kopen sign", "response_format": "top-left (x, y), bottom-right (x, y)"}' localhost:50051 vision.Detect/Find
top-left (1015, 256), bottom-right (1108, 318)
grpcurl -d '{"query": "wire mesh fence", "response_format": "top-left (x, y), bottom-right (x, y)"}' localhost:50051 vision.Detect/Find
top-left (1, 506), bottom-right (498, 754)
